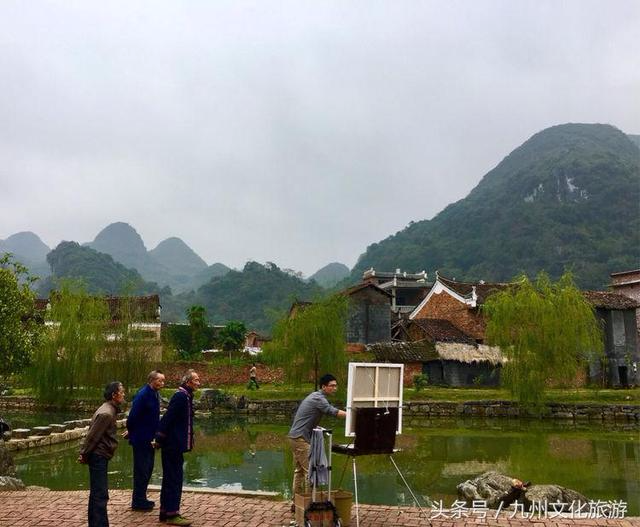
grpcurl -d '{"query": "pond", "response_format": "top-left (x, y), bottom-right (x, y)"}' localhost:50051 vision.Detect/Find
top-left (9, 413), bottom-right (640, 515)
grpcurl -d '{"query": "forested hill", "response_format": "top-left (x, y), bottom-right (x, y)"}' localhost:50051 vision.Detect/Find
top-left (351, 123), bottom-right (640, 288)
top-left (37, 241), bottom-right (169, 297)
top-left (162, 261), bottom-right (323, 332)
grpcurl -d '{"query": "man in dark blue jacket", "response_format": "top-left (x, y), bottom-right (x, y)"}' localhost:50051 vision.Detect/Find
top-left (155, 369), bottom-right (200, 526)
top-left (125, 370), bottom-right (165, 511)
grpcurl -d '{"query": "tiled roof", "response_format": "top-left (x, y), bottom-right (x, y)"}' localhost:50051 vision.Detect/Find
top-left (409, 318), bottom-right (475, 344)
top-left (437, 274), bottom-right (511, 304)
top-left (340, 282), bottom-right (393, 297)
top-left (367, 341), bottom-right (435, 363)
top-left (610, 269), bottom-right (640, 277)
top-left (583, 290), bottom-right (640, 310)
top-left (367, 341), bottom-right (505, 365)
top-left (378, 280), bottom-right (433, 289)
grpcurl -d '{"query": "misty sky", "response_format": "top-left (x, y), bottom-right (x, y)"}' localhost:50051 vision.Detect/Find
top-left (1, 1), bottom-right (638, 276)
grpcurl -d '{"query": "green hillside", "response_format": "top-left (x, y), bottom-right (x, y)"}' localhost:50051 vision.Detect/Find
top-left (352, 123), bottom-right (640, 288)
top-left (38, 241), bottom-right (169, 296)
top-left (162, 261), bottom-right (323, 333)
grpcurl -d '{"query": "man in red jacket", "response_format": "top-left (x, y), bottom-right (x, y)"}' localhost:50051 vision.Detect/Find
top-left (155, 370), bottom-right (201, 526)
top-left (79, 381), bottom-right (125, 527)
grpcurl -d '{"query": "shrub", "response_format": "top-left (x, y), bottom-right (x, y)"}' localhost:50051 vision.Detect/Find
top-left (413, 374), bottom-right (429, 391)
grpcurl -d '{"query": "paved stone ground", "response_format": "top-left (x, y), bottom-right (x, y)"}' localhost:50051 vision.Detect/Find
top-left (0, 490), bottom-right (638, 527)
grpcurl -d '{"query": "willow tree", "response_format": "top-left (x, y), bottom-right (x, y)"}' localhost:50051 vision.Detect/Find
top-left (32, 282), bottom-right (154, 403)
top-left (264, 294), bottom-right (348, 389)
top-left (483, 272), bottom-right (603, 407)
top-left (32, 280), bottom-right (110, 403)
top-left (103, 294), bottom-right (153, 392)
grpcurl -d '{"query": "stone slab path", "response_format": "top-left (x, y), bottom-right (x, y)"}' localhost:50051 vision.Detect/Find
top-left (0, 490), bottom-right (638, 526)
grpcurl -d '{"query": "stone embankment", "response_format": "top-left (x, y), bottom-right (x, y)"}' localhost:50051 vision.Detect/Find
top-left (3, 417), bottom-right (126, 452)
top-left (207, 398), bottom-right (640, 422)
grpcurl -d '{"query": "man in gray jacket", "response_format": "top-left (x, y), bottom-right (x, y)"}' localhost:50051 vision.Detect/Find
top-left (287, 374), bottom-right (346, 498)
top-left (79, 381), bottom-right (125, 527)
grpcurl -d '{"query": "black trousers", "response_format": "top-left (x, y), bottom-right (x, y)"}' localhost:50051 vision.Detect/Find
top-left (88, 453), bottom-right (109, 527)
top-left (132, 443), bottom-right (155, 507)
top-left (160, 448), bottom-right (184, 516)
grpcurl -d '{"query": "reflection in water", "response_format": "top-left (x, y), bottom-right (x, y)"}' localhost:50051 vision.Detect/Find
top-left (12, 414), bottom-right (640, 515)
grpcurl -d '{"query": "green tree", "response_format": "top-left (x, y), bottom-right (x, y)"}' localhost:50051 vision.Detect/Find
top-left (32, 280), bottom-right (110, 403)
top-left (0, 254), bottom-right (43, 382)
top-left (218, 320), bottom-right (247, 352)
top-left (187, 305), bottom-right (210, 355)
top-left (263, 294), bottom-right (348, 389)
top-left (103, 293), bottom-right (153, 391)
top-left (483, 272), bottom-right (603, 407)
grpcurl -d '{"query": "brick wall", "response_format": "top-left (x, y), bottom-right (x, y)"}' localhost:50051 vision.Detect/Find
top-left (413, 290), bottom-right (486, 340)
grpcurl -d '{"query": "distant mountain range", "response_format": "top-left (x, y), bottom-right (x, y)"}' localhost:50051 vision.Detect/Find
top-left (351, 123), bottom-right (640, 289)
top-left (3, 122), bottom-right (638, 328)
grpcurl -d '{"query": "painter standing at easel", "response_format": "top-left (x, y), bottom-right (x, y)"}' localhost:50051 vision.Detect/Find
top-left (287, 374), bottom-right (346, 502)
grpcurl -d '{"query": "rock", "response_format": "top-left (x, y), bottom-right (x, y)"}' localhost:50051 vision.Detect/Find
top-left (11, 429), bottom-right (30, 440)
top-left (26, 485), bottom-right (50, 491)
top-left (457, 471), bottom-right (522, 508)
top-left (31, 426), bottom-right (52, 436)
top-left (0, 440), bottom-right (16, 476)
top-left (0, 476), bottom-right (25, 491)
top-left (523, 485), bottom-right (587, 511)
top-left (457, 472), bottom-right (589, 511)
top-left (50, 424), bottom-right (68, 433)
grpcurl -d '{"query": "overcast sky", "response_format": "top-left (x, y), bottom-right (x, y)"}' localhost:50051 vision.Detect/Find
top-left (1, 1), bottom-right (638, 276)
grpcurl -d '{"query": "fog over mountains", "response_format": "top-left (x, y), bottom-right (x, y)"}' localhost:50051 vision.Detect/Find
top-left (2, 123), bottom-right (638, 327)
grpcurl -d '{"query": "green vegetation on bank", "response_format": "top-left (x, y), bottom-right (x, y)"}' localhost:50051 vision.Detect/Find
top-left (217, 383), bottom-right (639, 405)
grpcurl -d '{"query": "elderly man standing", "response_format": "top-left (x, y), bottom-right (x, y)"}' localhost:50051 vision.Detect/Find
top-left (287, 374), bottom-right (346, 502)
top-left (78, 381), bottom-right (125, 527)
top-left (126, 370), bottom-right (165, 511)
top-left (155, 370), bottom-right (201, 526)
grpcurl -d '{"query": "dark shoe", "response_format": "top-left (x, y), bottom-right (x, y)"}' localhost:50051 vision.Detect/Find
top-left (165, 515), bottom-right (192, 526)
top-left (132, 500), bottom-right (155, 511)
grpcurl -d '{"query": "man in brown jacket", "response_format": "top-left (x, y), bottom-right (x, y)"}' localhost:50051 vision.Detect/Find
top-left (78, 381), bottom-right (125, 527)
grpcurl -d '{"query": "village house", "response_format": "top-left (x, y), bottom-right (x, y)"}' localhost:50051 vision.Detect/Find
top-left (408, 272), bottom-right (510, 342)
top-left (244, 330), bottom-right (271, 353)
top-left (287, 283), bottom-right (392, 351)
top-left (609, 269), bottom-right (640, 353)
top-left (406, 271), bottom-right (640, 388)
top-left (584, 290), bottom-right (640, 387)
top-left (342, 282), bottom-right (392, 346)
top-left (389, 316), bottom-right (504, 387)
top-left (367, 338), bottom-right (505, 387)
top-left (362, 268), bottom-right (432, 315)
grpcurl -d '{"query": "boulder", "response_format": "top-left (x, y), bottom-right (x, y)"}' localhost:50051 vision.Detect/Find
top-left (0, 476), bottom-right (25, 491)
top-left (457, 471), bottom-right (523, 508)
top-left (0, 439), bottom-right (16, 476)
top-left (457, 472), bottom-right (589, 511)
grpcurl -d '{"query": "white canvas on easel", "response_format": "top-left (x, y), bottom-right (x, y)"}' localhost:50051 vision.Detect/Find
top-left (345, 362), bottom-right (404, 437)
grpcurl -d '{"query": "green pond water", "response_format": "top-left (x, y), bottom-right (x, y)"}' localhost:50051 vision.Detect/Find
top-left (6, 413), bottom-right (640, 515)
